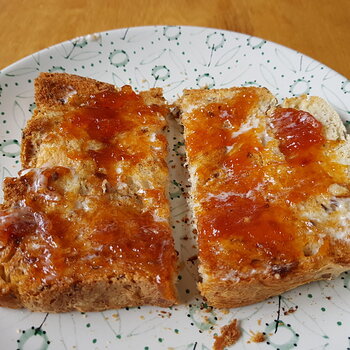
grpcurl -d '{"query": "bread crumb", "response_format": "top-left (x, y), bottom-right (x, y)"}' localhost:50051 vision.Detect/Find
top-left (181, 216), bottom-right (189, 223)
top-left (187, 255), bottom-right (198, 264)
top-left (283, 306), bottom-right (298, 315)
top-left (257, 319), bottom-right (261, 326)
top-left (221, 308), bottom-right (230, 315)
top-left (213, 319), bottom-right (241, 350)
top-left (248, 331), bottom-right (265, 343)
top-left (112, 313), bottom-right (119, 320)
top-left (158, 310), bottom-right (172, 318)
top-left (204, 315), bottom-right (211, 322)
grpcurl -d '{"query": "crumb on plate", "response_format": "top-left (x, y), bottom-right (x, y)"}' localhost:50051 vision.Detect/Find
top-left (213, 319), bottom-right (241, 350)
top-left (248, 331), bottom-right (265, 343)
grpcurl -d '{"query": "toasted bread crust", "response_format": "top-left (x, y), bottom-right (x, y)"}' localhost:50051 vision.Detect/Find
top-left (200, 261), bottom-right (345, 308)
top-left (0, 73), bottom-right (177, 312)
top-left (1, 269), bottom-right (173, 312)
top-left (178, 88), bottom-right (350, 308)
top-left (34, 72), bottom-right (116, 109)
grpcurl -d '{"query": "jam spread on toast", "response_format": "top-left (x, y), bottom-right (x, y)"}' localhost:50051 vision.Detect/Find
top-left (183, 90), bottom-right (347, 277)
top-left (0, 87), bottom-right (176, 299)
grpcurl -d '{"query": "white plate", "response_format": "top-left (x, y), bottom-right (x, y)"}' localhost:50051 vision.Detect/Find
top-left (1, 26), bottom-right (350, 350)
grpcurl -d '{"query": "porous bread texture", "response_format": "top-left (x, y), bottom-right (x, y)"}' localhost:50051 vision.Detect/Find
top-left (0, 73), bottom-right (177, 312)
top-left (178, 88), bottom-right (350, 308)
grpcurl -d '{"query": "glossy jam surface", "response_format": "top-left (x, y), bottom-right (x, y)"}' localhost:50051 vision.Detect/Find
top-left (64, 87), bottom-right (166, 142)
top-left (60, 86), bottom-right (167, 184)
top-left (0, 175), bottom-right (174, 287)
top-left (272, 108), bottom-right (325, 163)
top-left (183, 96), bottom-right (347, 276)
top-left (0, 207), bottom-right (38, 247)
top-left (186, 90), bottom-right (259, 182)
top-left (186, 90), bottom-right (258, 157)
top-left (0, 88), bottom-right (176, 297)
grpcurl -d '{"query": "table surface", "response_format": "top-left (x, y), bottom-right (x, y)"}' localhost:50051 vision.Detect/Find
top-left (0, 0), bottom-right (349, 78)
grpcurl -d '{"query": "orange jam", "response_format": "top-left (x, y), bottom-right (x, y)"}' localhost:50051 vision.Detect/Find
top-left (0, 207), bottom-right (38, 247)
top-left (0, 180), bottom-right (175, 294)
top-left (184, 95), bottom-right (347, 276)
top-left (186, 91), bottom-right (257, 154)
top-left (272, 108), bottom-right (325, 164)
top-left (61, 86), bottom-right (167, 183)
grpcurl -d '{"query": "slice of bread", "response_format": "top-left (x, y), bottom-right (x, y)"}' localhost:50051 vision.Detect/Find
top-left (0, 73), bottom-right (178, 312)
top-left (177, 87), bottom-right (350, 308)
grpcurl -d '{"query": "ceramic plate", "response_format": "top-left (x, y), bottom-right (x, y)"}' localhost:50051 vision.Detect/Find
top-left (0, 26), bottom-right (350, 350)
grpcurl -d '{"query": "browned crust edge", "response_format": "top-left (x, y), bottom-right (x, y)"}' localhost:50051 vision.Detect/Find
top-left (199, 262), bottom-right (348, 308)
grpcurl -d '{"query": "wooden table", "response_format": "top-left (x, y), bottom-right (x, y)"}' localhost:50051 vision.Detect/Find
top-left (1, 0), bottom-right (349, 78)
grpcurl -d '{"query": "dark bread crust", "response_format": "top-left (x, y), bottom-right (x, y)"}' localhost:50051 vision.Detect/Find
top-left (34, 72), bottom-right (116, 109)
top-left (17, 277), bottom-right (174, 313)
top-left (199, 257), bottom-right (347, 308)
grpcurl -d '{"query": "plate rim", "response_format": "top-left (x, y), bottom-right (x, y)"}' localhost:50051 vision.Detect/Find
top-left (1, 25), bottom-right (348, 84)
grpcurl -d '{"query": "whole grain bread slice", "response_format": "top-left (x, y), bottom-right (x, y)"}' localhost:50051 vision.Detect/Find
top-left (0, 73), bottom-right (178, 312)
top-left (177, 87), bottom-right (350, 308)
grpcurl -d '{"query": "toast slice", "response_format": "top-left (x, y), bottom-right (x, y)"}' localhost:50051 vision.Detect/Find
top-left (177, 87), bottom-right (350, 308)
top-left (0, 73), bottom-right (178, 312)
